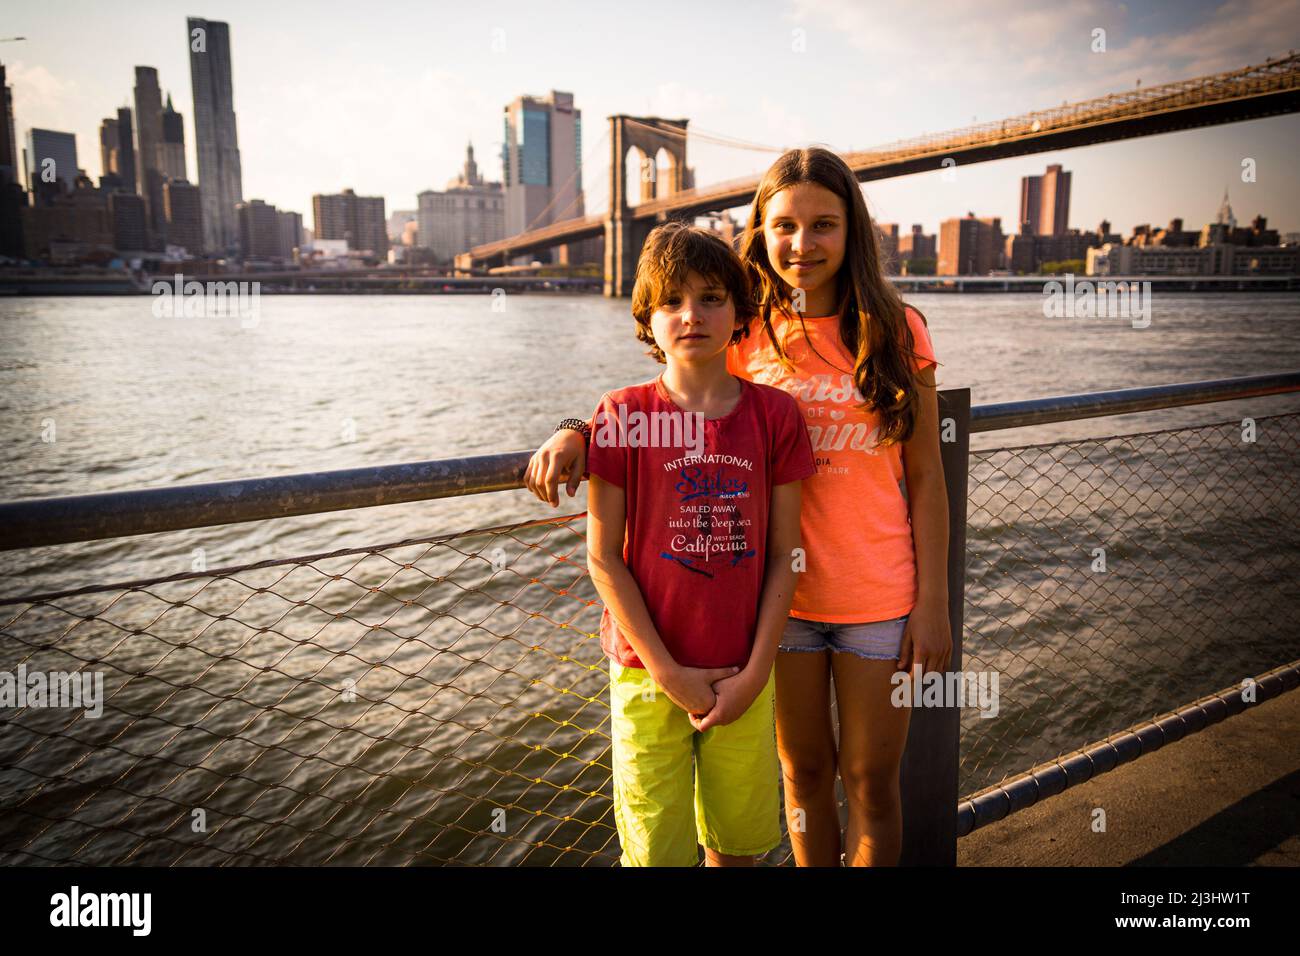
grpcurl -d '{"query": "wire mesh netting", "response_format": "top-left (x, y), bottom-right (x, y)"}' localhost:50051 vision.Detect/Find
top-left (0, 516), bottom-right (616, 866)
top-left (1, 413), bottom-right (1297, 865)
top-left (961, 412), bottom-right (1300, 793)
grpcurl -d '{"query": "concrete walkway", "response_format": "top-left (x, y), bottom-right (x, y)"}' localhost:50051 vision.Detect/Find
top-left (958, 688), bottom-right (1300, 866)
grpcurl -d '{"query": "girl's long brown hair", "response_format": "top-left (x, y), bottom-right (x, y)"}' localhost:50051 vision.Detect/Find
top-left (737, 146), bottom-right (935, 445)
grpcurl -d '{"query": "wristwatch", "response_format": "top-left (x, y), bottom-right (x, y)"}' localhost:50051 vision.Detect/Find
top-left (555, 418), bottom-right (591, 442)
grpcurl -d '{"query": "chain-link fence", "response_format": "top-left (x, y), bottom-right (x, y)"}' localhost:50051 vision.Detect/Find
top-left (962, 412), bottom-right (1300, 795)
top-left (1, 412), bottom-right (1297, 865)
top-left (0, 517), bottom-right (616, 866)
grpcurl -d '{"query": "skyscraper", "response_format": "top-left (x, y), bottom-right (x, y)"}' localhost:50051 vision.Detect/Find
top-left (159, 94), bottom-right (187, 182)
top-left (98, 117), bottom-right (121, 184)
top-left (109, 191), bottom-right (148, 253)
top-left (0, 63), bottom-right (17, 185)
top-left (25, 128), bottom-right (80, 199)
top-left (97, 106), bottom-right (137, 193)
top-left (312, 188), bottom-right (387, 256)
top-left (938, 213), bottom-right (1005, 275)
top-left (0, 63), bottom-right (25, 257)
top-left (133, 66), bottom-right (167, 244)
top-left (1018, 175), bottom-right (1040, 234)
top-left (236, 198), bottom-right (283, 260)
top-left (1018, 163), bottom-right (1071, 236)
top-left (163, 180), bottom-right (203, 255)
top-left (117, 106), bottom-right (137, 192)
top-left (188, 17), bottom-right (244, 255)
top-left (277, 210), bottom-right (302, 260)
top-left (502, 90), bottom-right (593, 263)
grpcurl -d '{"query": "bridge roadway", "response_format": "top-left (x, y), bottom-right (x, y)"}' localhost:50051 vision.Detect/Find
top-left (467, 53), bottom-right (1300, 281)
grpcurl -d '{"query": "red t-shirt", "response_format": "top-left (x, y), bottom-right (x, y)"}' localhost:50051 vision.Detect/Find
top-left (586, 373), bottom-right (817, 670)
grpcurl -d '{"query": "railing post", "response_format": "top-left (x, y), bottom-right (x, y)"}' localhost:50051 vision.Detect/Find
top-left (899, 386), bottom-right (969, 866)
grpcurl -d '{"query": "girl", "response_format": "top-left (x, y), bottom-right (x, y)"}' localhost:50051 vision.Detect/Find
top-left (526, 146), bottom-right (953, 866)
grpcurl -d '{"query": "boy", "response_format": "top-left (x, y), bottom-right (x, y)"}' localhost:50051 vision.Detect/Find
top-left (584, 222), bottom-right (816, 867)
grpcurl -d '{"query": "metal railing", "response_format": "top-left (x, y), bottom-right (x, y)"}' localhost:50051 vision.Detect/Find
top-left (1, 372), bottom-right (1298, 865)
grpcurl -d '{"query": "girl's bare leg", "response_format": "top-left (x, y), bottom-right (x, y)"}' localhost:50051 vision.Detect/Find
top-left (830, 653), bottom-right (912, 866)
top-left (775, 650), bottom-right (840, 866)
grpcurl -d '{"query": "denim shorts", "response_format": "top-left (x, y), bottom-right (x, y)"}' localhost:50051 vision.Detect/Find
top-left (778, 614), bottom-right (909, 661)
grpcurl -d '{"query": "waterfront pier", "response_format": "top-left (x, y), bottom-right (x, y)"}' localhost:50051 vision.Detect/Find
top-left (1, 372), bottom-right (1296, 865)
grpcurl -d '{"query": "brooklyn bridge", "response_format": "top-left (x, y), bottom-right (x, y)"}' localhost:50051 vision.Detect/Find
top-left (455, 53), bottom-right (1300, 295)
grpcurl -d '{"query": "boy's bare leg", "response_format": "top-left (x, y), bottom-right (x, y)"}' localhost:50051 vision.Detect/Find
top-left (703, 849), bottom-right (755, 867)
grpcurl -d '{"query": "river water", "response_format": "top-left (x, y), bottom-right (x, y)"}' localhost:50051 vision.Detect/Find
top-left (3, 292), bottom-right (1298, 590)
top-left (1, 292), bottom-right (1297, 864)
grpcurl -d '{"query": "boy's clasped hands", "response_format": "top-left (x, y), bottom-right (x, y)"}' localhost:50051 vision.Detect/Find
top-left (654, 659), bottom-right (765, 732)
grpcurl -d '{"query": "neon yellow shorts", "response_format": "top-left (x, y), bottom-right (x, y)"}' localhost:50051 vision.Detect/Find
top-left (608, 659), bottom-right (781, 867)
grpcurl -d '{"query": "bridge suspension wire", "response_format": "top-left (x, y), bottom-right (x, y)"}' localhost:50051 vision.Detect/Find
top-left (523, 125), bottom-right (610, 232)
top-left (691, 128), bottom-right (786, 153)
top-left (469, 52), bottom-right (1298, 262)
top-left (625, 51), bottom-right (1300, 175)
top-left (555, 136), bottom-right (611, 221)
top-left (621, 115), bottom-right (786, 154)
top-left (525, 115), bottom-right (835, 230)
top-left (616, 117), bottom-right (784, 214)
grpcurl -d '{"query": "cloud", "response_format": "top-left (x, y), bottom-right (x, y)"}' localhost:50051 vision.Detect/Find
top-left (1079, 0), bottom-right (1300, 80)
top-left (784, 0), bottom-right (1300, 132)
top-left (759, 96), bottom-right (812, 148)
top-left (241, 65), bottom-right (502, 215)
top-left (647, 82), bottom-right (726, 118)
top-left (787, 0), bottom-right (1110, 65)
top-left (6, 61), bottom-right (83, 139)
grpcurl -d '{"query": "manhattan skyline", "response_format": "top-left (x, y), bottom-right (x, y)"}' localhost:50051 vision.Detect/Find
top-left (3, 0), bottom-right (1298, 239)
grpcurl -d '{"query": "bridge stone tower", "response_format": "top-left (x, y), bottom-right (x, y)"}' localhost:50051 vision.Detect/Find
top-left (604, 115), bottom-right (689, 297)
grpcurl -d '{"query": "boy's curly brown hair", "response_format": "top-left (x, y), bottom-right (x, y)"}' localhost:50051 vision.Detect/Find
top-left (630, 221), bottom-right (757, 363)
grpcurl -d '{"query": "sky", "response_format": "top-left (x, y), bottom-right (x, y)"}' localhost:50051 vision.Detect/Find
top-left (4, 0), bottom-right (1299, 237)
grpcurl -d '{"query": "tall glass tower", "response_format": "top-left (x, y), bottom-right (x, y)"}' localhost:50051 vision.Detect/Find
top-left (187, 17), bottom-right (244, 255)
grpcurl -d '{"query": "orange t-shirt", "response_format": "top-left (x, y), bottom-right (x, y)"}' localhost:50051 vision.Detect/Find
top-left (727, 305), bottom-right (937, 623)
